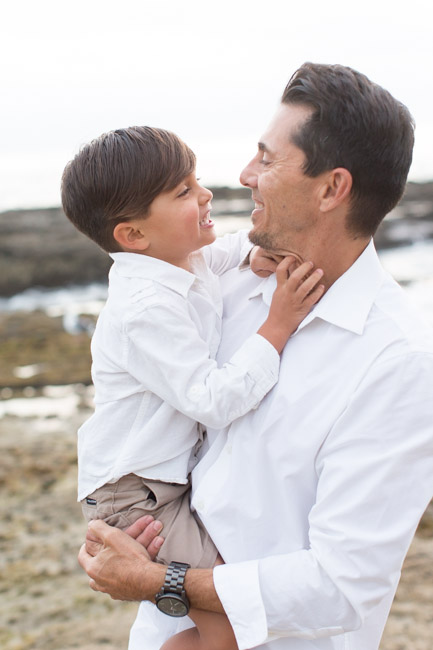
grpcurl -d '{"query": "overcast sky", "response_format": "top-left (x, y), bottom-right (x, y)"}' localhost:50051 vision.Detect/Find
top-left (1, 0), bottom-right (432, 211)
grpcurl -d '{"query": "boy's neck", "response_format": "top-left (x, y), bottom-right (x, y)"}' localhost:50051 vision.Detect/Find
top-left (120, 247), bottom-right (193, 272)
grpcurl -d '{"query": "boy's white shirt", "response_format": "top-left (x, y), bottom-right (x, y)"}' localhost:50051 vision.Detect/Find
top-left (77, 230), bottom-right (280, 501)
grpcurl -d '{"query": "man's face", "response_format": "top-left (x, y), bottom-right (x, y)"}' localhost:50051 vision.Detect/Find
top-left (240, 103), bottom-right (325, 259)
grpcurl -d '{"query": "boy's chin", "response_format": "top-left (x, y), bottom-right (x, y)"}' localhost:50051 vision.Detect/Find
top-left (202, 229), bottom-right (217, 244)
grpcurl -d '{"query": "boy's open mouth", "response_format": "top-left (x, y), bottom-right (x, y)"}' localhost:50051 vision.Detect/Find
top-left (199, 212), bottom-right (213, 228)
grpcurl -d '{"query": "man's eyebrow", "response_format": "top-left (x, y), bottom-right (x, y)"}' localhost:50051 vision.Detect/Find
top-left (258, 141), bottom-right (275, 156)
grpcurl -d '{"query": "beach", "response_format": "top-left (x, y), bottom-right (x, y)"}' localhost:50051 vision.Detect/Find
top-left (0, 386), bottom-right (432, 649)
top-left (0, 389), bottom-right (138, 650)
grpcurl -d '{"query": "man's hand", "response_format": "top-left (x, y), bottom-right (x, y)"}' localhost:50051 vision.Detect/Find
top-left (78, 519), bottom-right (165, 601)
top-left (85, 515), bottom-right (164, 561)
top-left (250, 246), bottom-right (285, 277)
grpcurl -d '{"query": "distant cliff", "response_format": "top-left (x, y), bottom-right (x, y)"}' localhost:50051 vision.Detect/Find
top-left (1, 183), bottom-right (432, 298)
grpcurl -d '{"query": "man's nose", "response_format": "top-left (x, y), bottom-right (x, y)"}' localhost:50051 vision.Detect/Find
top-left (239, 159), bottom-right (257, 188)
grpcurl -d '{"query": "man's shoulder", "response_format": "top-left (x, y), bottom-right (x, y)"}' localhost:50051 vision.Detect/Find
top-left (372, 276), bottom-right (433, 356)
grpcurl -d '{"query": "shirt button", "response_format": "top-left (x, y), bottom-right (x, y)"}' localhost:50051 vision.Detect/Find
top-left (226, 444), bottom-right (232, 454)
top-left (195, 499), bottom-right (205, 511)
top-left (187, 384), bottom-right (207, 402)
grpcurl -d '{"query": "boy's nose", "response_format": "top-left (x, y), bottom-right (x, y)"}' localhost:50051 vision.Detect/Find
top-left (200, 186), bottom-right (213, 202)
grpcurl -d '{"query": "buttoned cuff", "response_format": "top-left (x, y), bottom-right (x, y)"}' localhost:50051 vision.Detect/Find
top-left (230, 333), bottom-right (280, 402)
top-left (213, 560), bottom-right (268, 650)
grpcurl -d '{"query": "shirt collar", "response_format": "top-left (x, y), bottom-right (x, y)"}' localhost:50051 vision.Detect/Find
top-left (248, 240), bottom-right (386, 336)
top-left (109, 252), bottom-right (197, 298)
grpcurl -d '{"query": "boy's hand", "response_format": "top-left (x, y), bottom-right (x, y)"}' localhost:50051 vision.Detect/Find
top-left (250, 246), bottom-right (285, 278)
top-left (257, 257), bottom-right (325, 354)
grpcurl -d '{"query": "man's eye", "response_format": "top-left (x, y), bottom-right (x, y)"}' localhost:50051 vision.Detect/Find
top-left (260, 159), bottom-right (271, 166)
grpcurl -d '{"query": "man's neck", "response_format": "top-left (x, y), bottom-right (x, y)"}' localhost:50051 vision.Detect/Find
top-left (267, 234), bottom-right (371, 293)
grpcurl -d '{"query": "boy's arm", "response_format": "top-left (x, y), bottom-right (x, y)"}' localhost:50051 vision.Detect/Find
top-left (125, 259), bottom-right (323, 428)
top-left (201, 229), bottom-right (252, 276)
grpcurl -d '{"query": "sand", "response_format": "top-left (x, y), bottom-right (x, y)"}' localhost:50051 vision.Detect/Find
top-left (0, 389), bottom-right (432, 650)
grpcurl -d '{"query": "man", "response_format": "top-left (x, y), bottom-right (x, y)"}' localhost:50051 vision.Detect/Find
top-left (79, 63), bottom-right (433, 650)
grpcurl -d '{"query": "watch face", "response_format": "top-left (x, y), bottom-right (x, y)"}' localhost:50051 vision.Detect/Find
top-left (156, 594), bottom-right (188, 617)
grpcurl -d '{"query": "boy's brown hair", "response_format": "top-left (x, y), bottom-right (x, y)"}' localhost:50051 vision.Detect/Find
top-left (61, 126), bottom-right (196, 252)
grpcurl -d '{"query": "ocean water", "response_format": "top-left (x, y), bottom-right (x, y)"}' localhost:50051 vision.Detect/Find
top-left (379, 242), bottom-right (433, 325)
top-left (1, 232), bottom-right (432, 325)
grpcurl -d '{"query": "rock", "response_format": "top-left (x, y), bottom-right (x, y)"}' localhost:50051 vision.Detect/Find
top-left (0, 207), bottom-right (111, 297)
top-left (1, 183), bottom-right (433, 298)
top-left (0, 310), bottom-right (94, 390)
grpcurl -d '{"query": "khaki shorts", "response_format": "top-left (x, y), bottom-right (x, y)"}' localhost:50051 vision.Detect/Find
top-left (81, 473), bottom-right (218, 569)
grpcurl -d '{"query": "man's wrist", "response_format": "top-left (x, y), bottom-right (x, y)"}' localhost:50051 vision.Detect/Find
top-left (155, 561), bottom-right (191, 617)
top-left (142, 559), bottom-right (167, 603)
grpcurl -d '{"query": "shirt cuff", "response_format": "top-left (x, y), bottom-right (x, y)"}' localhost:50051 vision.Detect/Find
top-left (231, 333), bottom-right (280, 400)
top-left (213, 560), bottom-right (268, 650)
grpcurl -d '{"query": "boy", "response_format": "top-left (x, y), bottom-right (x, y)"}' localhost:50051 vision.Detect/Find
top-left (61, 126), bottom-right (324, 649)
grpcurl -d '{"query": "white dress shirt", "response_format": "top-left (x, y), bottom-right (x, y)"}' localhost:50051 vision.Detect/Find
top-left (129, 240), bottom-right (433, 650)
top-left (77, 231), bottom-right (279, 501)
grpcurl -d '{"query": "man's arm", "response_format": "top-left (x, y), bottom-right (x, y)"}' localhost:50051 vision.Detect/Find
top-left (79, 354), bottom-right (433, 649)
top-left (78, 519), bottom-right (223, 612)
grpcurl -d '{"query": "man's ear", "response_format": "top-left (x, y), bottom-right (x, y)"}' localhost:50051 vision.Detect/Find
top-left (113, 221), bottom-right (150, 252)
top-left (319, 168), bottom-right (352, 213)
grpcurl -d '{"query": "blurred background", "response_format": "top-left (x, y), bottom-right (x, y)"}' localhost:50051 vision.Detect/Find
top-left (1, 1), bottom-right (432, 648)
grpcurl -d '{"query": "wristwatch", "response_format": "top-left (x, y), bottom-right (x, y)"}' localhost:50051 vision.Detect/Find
top-left (155, 561), bottom-right (191, 617)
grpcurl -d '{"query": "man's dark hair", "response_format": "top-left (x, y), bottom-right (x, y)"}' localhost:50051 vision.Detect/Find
top-left (61, 126), bottom-right (196, 252)
top-left (282, 63), bottom-right (415, 236)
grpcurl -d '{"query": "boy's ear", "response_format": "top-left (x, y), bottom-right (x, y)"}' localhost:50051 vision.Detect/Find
top-left (318, 168), bottom-right (352, 212)
top-left (113, 221), bottom-right (150, 252)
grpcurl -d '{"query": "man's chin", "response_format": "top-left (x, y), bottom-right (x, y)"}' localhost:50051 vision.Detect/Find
top-left (248, 229), bottom-right (304, 264)
top-left (248, 229), bottom-right (276, 250)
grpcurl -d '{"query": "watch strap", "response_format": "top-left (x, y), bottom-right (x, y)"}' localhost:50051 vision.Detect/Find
top-left (160, 561), bottom-right (191, 596)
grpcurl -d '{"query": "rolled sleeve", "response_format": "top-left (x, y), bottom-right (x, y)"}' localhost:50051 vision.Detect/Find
top-left (229, 333), bottom-right (280, 401)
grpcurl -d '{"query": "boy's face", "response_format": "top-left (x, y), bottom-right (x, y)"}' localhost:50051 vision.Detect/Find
top-left (140, 173), bottom-right (215, 270)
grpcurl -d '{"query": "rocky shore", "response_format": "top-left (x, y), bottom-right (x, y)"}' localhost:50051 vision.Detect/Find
top-left (0, 393), bottom-right (432, 650)
top-left (0, 396), bottom-right (138, 650)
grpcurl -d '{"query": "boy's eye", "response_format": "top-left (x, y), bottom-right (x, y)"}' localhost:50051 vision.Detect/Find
top-left (178, 187), bottom-right (191, 197)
